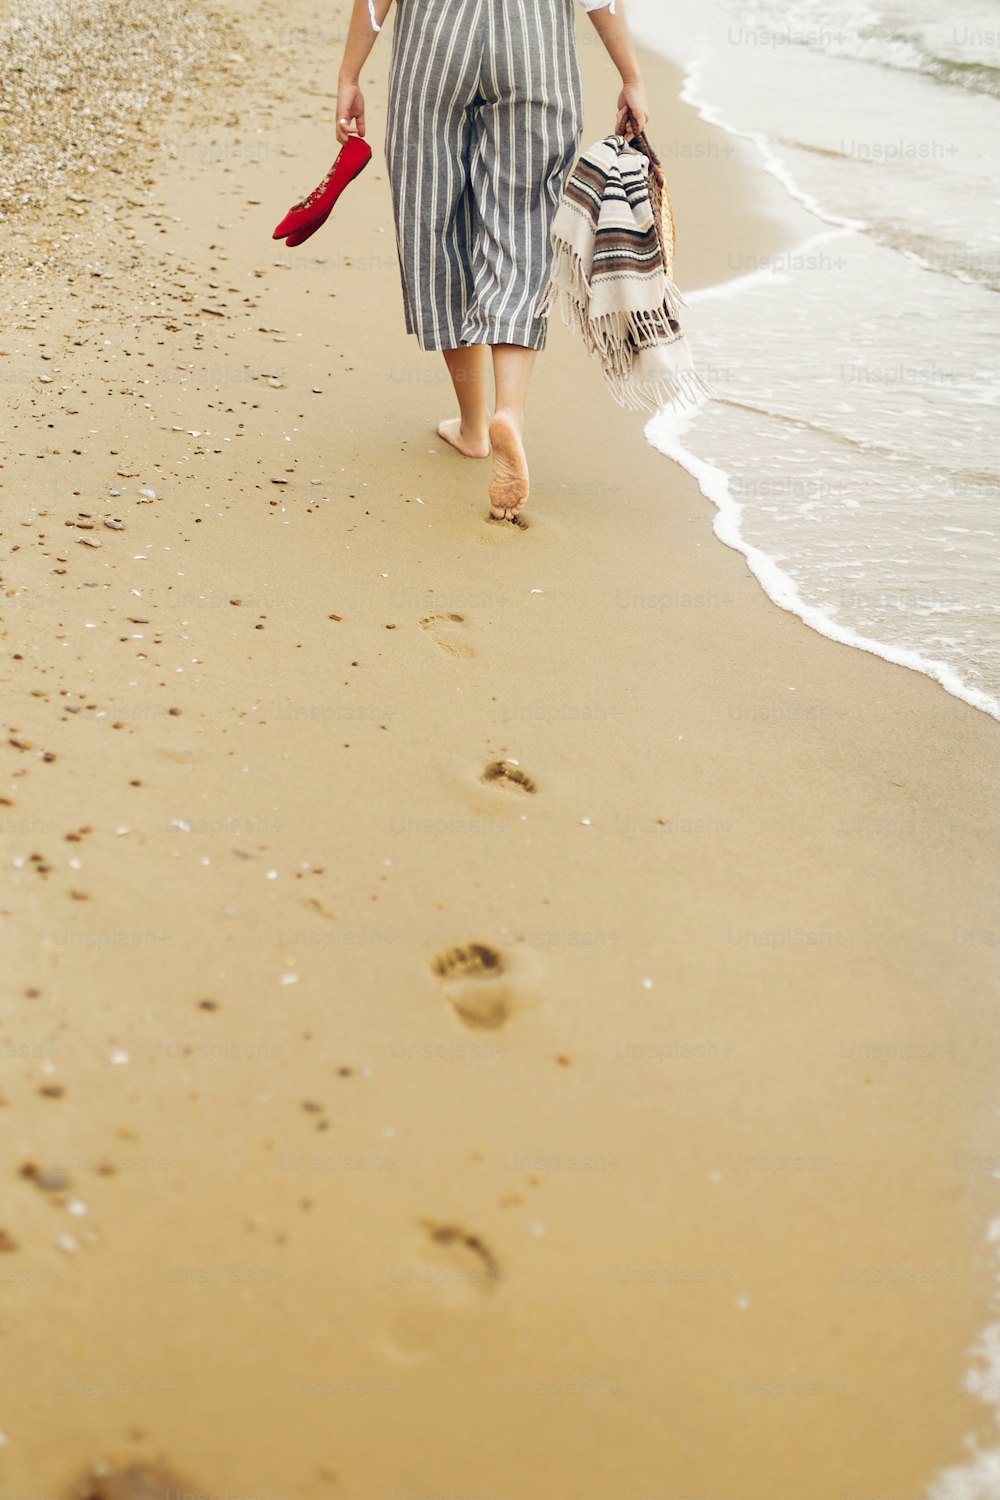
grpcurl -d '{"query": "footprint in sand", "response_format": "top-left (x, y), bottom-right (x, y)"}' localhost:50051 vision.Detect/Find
top-left (380, 1218), bottom-right (502, 1361)
top-left (430, 941), bottom-right (529, 1031)
top-left (419, 612), bottom-right (475, 659)
top-left (418, 1219), bottom-right (502, 1286)
top-left (481, 759), bottom-right (537, 795)
top-left (485, 511), bottom-right (530, 531)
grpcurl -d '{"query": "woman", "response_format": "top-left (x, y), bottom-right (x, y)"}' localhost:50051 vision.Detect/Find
top-left (336, 0), bottom-right (650, 521)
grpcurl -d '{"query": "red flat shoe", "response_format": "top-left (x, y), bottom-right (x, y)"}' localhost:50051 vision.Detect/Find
top-left (272, 136), bottom-right (372, 242)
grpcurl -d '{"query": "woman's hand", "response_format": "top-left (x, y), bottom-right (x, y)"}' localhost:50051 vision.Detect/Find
top-left (616, 80), bottom-right (650, 139)
top-left (336, 80), bottom-right (366, 144)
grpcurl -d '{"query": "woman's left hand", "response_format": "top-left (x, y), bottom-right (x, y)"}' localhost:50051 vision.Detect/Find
top-left (336, 80), bottom-right (367, 144)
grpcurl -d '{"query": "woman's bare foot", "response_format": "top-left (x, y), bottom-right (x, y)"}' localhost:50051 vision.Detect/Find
top-left (437, 417), bottom-right (489, 459)
top-left (488, 410), bottom-right (529, 520)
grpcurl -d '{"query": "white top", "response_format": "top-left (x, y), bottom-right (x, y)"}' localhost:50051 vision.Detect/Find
top-left (367, 0), bottom-right (615, 31)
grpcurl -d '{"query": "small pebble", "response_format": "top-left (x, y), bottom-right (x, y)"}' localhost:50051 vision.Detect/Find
top-left (24, 1164), bottom-right (70, 1192)
top-left (85, 1464), bottom-right (195, 1500)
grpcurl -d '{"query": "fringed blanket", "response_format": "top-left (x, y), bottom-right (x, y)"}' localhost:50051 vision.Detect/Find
top-left (539, 133), bottom-right (712, 413)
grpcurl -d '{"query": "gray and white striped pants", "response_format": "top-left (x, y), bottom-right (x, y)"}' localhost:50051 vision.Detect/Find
top-left (385, 0), bottom-right (584, 351)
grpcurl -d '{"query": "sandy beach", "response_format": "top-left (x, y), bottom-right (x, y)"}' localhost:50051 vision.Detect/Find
top-left (3, 0), bottom-right (1000, 1496)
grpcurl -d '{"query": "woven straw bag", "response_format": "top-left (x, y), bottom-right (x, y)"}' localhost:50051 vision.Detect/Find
top-left (629, 128), bottom-right (676, 281)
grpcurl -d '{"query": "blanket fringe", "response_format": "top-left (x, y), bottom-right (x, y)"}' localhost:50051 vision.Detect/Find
top-left (605, 367), bottom-right (715, 414)
top-left (540, 239), bottom-right (714, 413)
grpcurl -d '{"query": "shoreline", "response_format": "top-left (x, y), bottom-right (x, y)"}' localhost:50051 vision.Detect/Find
top-left (2, 1), bottom-right (1000, 1497)
top-left (633, 33), bottom-right (1000, 728)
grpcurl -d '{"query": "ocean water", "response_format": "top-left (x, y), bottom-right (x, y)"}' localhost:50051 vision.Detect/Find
top-left (626, 0), bottom-right (1000, 721)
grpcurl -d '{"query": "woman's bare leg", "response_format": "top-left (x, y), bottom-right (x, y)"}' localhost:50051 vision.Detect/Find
top-left (438, 346), bottom-right (491, 458)
top-left (488, 344), bottom-right (536, 520)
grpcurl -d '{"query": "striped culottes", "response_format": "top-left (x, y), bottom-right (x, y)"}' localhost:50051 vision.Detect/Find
top-left (385, 0), bottom-right (584, 352)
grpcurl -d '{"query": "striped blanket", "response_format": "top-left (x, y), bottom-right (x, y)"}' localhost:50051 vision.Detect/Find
top-left (539, 134), bottom-right (711, 412)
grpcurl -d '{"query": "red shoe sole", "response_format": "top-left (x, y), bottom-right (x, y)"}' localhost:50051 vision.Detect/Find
top-left (283, 205), bottom-right (334, 247)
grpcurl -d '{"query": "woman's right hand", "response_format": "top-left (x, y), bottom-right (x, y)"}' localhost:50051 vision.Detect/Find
top-left (616, 80), bottom-right (650, 139)
top-left (336, 80), bottom-right (366, 144)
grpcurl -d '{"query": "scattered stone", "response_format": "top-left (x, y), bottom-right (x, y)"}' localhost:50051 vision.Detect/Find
top-left (84, 1464), bottom-right (196, 1500)
top-left (21, 1163), bottom-right (70, 1192)
top-left (104, 517), bottom-right (125, 530)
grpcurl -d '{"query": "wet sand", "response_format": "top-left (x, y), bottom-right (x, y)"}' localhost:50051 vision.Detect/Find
top-left (3, 1), bottom-right (1000, 1496)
